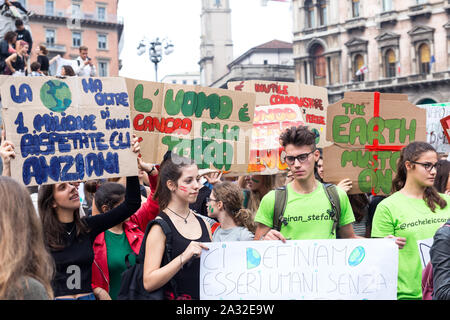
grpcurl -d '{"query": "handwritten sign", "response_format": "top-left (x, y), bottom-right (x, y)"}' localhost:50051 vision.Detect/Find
top-left (126, 78), bottom-right (256, 175)
top-left (1, 76), bottom-right (137, 186)
top-left (417, 238), bottom-right (434, 269)
top-left (441, 115), bottom-right (450, 145)
top-left (200, 239), bottom-right (398, 300)
top-left (247, 104), bottom-right (305, 174)
top-left (417, 103), bottom-right (450, 154)
top-left (323, 92), bottom-right (427, 195)
top-left (228, 80), bottom-right (330, 148)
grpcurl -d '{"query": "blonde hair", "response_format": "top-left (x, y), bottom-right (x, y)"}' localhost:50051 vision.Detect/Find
top-left (0, 177), bottom-right (54, 299)
top-left (213, 182), bottom-right (256, 233)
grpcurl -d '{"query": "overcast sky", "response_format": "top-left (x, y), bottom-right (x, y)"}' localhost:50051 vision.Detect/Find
top-left (117, 0), bottom-right (292, 82)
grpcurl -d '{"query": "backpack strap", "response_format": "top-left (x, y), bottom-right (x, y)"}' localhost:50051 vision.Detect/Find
top-left (322, 183), bottom-right (341, 236)
top-left (136, 216), bottom-right (178, 298)
top-left (273, 186), bottom-right (288, 232)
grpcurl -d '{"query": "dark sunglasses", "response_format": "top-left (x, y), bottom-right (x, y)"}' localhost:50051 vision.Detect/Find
top-left (284, 149), bottom-right (316, 165)
top-left (410, 161), bottom-right (441, 172)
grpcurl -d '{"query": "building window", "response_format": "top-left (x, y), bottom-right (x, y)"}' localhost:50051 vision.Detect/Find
top-left (45, 0), bottom-right (54, 15)
top-left (193, 80), bottom-right (198, 85)
top-left (98, 34), bottom-right (107, 50)
top-left (72, 32), bottom-right (81, 47)
top-left (45, 29), bottom-right (55, 46)
top-left (318, 0), bottom-right (327, 26)
top-left (97, 6), bottom-right (106, 21)
top-left (172, 80), bottom-right (177, 84)
top-left (382, 0), bottom-right (392, 11)
top-left (72, 2), bottom-right (82, 18)
top-left (305, 0), bottom-right (315, 29)
top-left (354, 54), bottom-right (365, 81)
top-left (312, 44), bottom-right (326, 86)
top-left (419, 43), bottom-right (431, 74)
top-left (385, 49), bottom-right (396, 78)
top-left (98, 61), bottom-right (108, 77)
top-left (182, 80), bottom-right (187, 85)
top-left (352, 0), bottom-right (360, 18)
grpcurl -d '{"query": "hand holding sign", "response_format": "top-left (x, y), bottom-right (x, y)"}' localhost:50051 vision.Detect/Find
top-left (0, 129), bottom-right (15, 176)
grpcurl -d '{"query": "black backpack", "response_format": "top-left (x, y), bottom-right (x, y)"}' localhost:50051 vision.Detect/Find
top-left (272, 183), bottom-right (341, 236)
top-left (117, 218), bottom-right (178, 300)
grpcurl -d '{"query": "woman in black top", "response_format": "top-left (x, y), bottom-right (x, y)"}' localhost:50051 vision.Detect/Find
top-left (5, 40), bottom-right (29, 75)
top-left (38, 135), bottom-right (142, 300)
top-left (0, 31), bottom-right (17, 74)
top-left (36, 45), bottom-right (49, 75)
top-left (143, 154), bottom-right (211, 300)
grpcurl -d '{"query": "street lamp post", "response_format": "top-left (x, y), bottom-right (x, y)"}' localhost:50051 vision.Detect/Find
top-left (137, 37), bottom-right (174, 82)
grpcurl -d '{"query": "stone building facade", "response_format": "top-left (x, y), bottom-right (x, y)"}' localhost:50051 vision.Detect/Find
top-left (292, 0), bottom-right (450, 104)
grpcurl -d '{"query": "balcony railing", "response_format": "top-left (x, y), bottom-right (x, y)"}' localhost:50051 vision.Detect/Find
top-left (41, 42), bottom-right (66, 53)
top-left (28, 5), bottom-right (122, 24)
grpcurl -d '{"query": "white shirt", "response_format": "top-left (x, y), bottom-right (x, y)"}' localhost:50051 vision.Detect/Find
top-left (74, 56), bottom-right (96, 77)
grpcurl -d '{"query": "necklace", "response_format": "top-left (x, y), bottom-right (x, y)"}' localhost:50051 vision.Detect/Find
top-left (65, 224), bottom-right (75, 236)
top-left (166, 207), bottom-right (191, 224)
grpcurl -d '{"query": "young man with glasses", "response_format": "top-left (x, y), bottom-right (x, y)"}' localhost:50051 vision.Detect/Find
top-left (254, 126), bottom-right (359, 241)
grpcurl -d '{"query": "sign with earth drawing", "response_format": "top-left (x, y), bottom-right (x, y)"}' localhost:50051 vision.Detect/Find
top-left (323, 92), bottom-right (426, 195)
top-left (200, 239), bottom-right (398, 300)
top-left (0, 76), bottom-right (137, 186)
top-left (125, 78), bottom-right (256, 175)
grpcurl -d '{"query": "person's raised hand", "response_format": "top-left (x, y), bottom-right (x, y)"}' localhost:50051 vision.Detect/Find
top-left (337, 178), bottom-right (352, 193)
top-left (204, 171), bottom-right (223, 186)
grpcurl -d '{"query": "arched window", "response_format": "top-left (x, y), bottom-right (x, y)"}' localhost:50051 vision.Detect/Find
top-left (354, 54), bottom-right (365, 81)
top-left (305, 0), bottom-right (315, 29)
top-left (318, 0), bottom-right (327, 26)
top-left (312, 44), bottom-right (326, 86)
top-left (385, 49), bottom-right (396, 78)
top-left (419, 43), bottom-right (430, 74)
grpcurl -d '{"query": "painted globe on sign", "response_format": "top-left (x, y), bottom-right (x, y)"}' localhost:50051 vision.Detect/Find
top-left (40, 80), bottom-right (72, 112)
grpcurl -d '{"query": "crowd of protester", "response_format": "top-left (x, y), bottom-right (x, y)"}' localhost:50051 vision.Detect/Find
top-left (0, 17), bottom-right (96, 78)
top-left (0, 123), bottom-right (449, 301)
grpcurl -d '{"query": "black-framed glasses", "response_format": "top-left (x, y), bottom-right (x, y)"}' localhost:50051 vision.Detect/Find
top-left (284, 149), bottom-right (316, 165)
top-left (206, 197), bottom-right (220, 203)
top-left (410, 161), bottom-right (441, 172)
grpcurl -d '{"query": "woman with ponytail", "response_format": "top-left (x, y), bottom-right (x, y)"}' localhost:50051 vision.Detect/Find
top-left (207, 181), bottom-right (255, 242)
top-left (372, 141), bottom-right (450, 300)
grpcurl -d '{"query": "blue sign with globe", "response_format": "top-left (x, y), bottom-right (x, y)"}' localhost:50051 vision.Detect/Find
top-left (40, 80), bottom-right (72, 112)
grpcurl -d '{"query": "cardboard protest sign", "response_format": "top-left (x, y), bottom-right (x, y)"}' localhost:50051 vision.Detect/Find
top-left (440, 115), bottom-right (450, 145)
top-left (417, 102), bottom-right (450, 154)
top-left (1, 76), bottom-right (137, 186)
top-left (228, 80), bottom-right (330, 148)
top-left (323, 92), bottom-right (426, 195)
top-left (247, 104), bottom-right (305, 174)
top-left (126, 78), bottom-right (256, 175)
top-left (200, 239), bottom-right (398, 300)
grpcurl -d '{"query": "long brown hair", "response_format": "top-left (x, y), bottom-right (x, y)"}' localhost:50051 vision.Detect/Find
top-left (242, 175), bottom-right (276, 215)
top-left (392, 141), bottom-right (447, 212)
top-left (0, 176), bottom-right (54, 299)
top-left (153, 153), bottom-right (196, 211)
top-left (38, 183), bottom-right (89, 250)
top-left (213, 182), bottom-right (256, 233)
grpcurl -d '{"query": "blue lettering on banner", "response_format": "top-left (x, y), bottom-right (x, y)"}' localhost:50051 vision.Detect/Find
top-left (10, 84), bottom-right (33, 103)
top-left (22, 152), bottom-right (120, 185)
top-left (82, 78), bottom-right (129, 107)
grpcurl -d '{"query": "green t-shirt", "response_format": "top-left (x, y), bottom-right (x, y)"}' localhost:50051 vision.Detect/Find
top-left (104, 230), bottom-right (136, 300)
top-left (254, 181), bottom-right (355, 240)
top-left (371, 192), bottom-right (450, 300)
